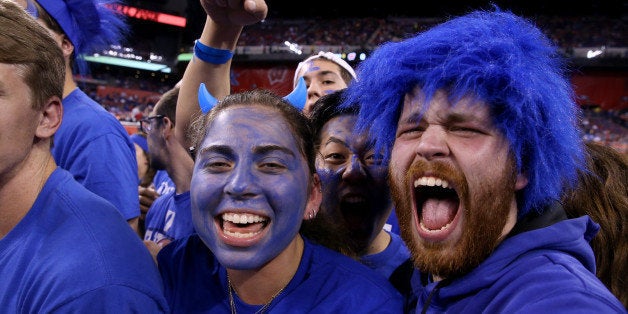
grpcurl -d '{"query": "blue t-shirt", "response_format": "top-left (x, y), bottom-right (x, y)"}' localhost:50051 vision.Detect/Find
top-left (411, 215), bottom-right (625, 313)
top-left (158, 235), bottom-right (403, 313)
top-left (153, 170), bottom-right (176, 195)
top-left (360, 231), bottom-right (410, 280)
top-left (0, 168), bottom-right (168, 313)
top-left (144, 191), bottom-right (194, 243)
top-left (52, 88), bottom-right (139, 220)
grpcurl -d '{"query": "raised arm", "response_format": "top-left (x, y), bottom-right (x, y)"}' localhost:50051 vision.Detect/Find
top-left (175, 0), bottom-right (268, 149)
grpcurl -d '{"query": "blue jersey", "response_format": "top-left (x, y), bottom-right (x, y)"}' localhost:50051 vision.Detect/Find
top-left (0, 168), bottom-right (168, 312)
top-left (411, 212), bottom-right (625, 313)
top-left (153, 170), bottom-right (176, 195)
top-left (144, 191), bottom-right (194, 243)
top-left (360, 231), bottom-right (410, 280)
top-left (52, 88), bottom-right (139, 220)
top-left (158, 235), bottom-right (403, 313)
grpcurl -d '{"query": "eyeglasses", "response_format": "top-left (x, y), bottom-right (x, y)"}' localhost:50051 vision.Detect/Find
top-left (139, 115), bottom-right (165, 133)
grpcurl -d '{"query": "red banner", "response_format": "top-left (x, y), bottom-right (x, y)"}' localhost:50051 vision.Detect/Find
top-left (231, 65), bottom-right (296, 97)
top-left (572, 73), bottom-right (627, 110)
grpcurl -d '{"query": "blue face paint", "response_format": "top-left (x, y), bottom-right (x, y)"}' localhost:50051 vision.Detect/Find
top-left (303, 61), bottom-right (320, 74)
top-left (315, 115), bottom-right (391, 246)
top-left (191, 106), bottom-right (311, 270)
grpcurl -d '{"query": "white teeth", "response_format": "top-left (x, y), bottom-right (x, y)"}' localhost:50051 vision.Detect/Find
top-left (222, 212), bottom-right (266, 224)
top-left (413, 176), bottom-right (451, 189)
top-left (420, 220), bottom-right (452, 232)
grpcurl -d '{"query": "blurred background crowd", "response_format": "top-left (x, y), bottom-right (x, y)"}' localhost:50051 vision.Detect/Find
top-left (77, 0), bottom-right (626, 153)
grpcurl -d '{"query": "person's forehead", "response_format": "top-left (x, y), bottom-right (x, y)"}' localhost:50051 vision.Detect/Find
top-left (0, 63), bottom-right (27, 90)
top-left (300, 58), bottom-right (343, 77)
top-left (321, 115), bottom-right (372, 148)
top-left (321, 114), bottom-right (357, 137)
top-left (400, 89), bottom-right (492, 122)
top-left (206, 106), bottom-right (298, 147)
top-left (213, 105), bottom-right (286, 127)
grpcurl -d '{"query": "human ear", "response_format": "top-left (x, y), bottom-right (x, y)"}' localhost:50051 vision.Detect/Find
top-left (60, 35), bottom-right (74, 58)
top-left (514, 171), bottom-right (529, 191)
top-left (303, 173), bottom-right (323, 220)
top-left (36, 96), bottom-right (63, 139)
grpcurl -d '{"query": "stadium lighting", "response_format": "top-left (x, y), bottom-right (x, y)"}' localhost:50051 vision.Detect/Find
top-left (84, 55), bottom-right (171, 73)
top-left (284, 41), bottom-right (302, 55)
top-left (177, 53), bottom-right (193, 62)
top-left (586, 46), bottom-right (606, 59)
top-left (105, 3), bottom-right (187, 27)
top-left (586, 49), bottom-right (604, 59)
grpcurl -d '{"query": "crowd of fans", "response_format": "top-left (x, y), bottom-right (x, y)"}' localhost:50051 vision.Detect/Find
top-left (581, 106), bottom-right (628, 154)
top-left (86, 14), bottom-right (626, 153)
top-left (236, 15), bottom-right (625, 53)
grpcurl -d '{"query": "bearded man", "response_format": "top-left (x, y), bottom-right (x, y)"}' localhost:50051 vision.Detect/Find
top-left (342, 9), bottom-right (625, 313)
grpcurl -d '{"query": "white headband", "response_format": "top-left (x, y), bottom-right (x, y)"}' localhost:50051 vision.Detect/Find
top-left (293, 51), bottom-right (358, 87)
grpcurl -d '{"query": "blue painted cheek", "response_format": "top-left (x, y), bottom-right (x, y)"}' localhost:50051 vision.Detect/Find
top-left (366, 164), bottom-right (392, 209)
top-left (251, 171), bottom-right (308, 268)
top-left (324, 89), bottom-right (336, 95)
top-left (190, 172), bottom-right (223, 237)
top-left (317, 167), bottom-right (344, 211)
top-left (368, 164), bottom-right (389, 183)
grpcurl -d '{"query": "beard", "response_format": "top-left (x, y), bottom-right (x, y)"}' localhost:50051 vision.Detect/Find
top-left (390, 159), bottom-right (517, 279)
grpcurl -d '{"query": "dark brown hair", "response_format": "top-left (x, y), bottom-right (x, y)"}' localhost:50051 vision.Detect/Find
top-left (562, 142), bottom-right (627, 307)
top-left (0, 0), bottom-right (64, 110)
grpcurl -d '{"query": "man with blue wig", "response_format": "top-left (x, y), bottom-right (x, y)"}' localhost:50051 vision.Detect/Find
top-left (342, 9), bottom-right (625, 312)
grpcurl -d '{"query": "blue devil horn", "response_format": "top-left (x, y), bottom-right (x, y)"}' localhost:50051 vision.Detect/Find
top-left (283, 76), bottom-right (307, 110)
top-left (198, 83), bottom-right (218, 114)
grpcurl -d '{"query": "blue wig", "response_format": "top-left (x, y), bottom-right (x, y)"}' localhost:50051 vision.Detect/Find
top-left (37, 0), bottom-right (128, 75)
top-left (343, 9), bottom-right (585, 216)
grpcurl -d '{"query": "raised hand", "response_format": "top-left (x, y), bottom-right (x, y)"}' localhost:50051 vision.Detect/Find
top-left (200, 0), bottom-right (268, 26)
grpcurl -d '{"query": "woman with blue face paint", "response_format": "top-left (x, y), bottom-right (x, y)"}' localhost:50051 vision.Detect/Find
top-left (157, 90), bottom-right (403, 313)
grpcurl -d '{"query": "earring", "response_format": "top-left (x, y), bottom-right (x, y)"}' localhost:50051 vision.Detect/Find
top-left (308, 212), bottom-right (313, 219)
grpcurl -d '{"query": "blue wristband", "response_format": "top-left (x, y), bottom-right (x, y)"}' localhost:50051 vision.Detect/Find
top-left (193, 40), bottom-right (234, 64)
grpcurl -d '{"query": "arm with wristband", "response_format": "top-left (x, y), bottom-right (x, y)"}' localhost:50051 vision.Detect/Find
top-left (174, 0), bottom-right (268, 150)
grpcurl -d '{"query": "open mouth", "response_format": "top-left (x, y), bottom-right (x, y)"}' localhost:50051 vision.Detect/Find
top-left (340, 194), bottom-right (367, 212)
top-left (413, 176), bottom-right (460, 232)
top-left (220, 212), bottom-right (269, 239)
top-left (339, 193), bottom-right (370, 223)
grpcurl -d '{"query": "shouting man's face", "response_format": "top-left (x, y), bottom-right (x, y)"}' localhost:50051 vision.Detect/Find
top-left (389, 88), bottom-right (528, 279)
